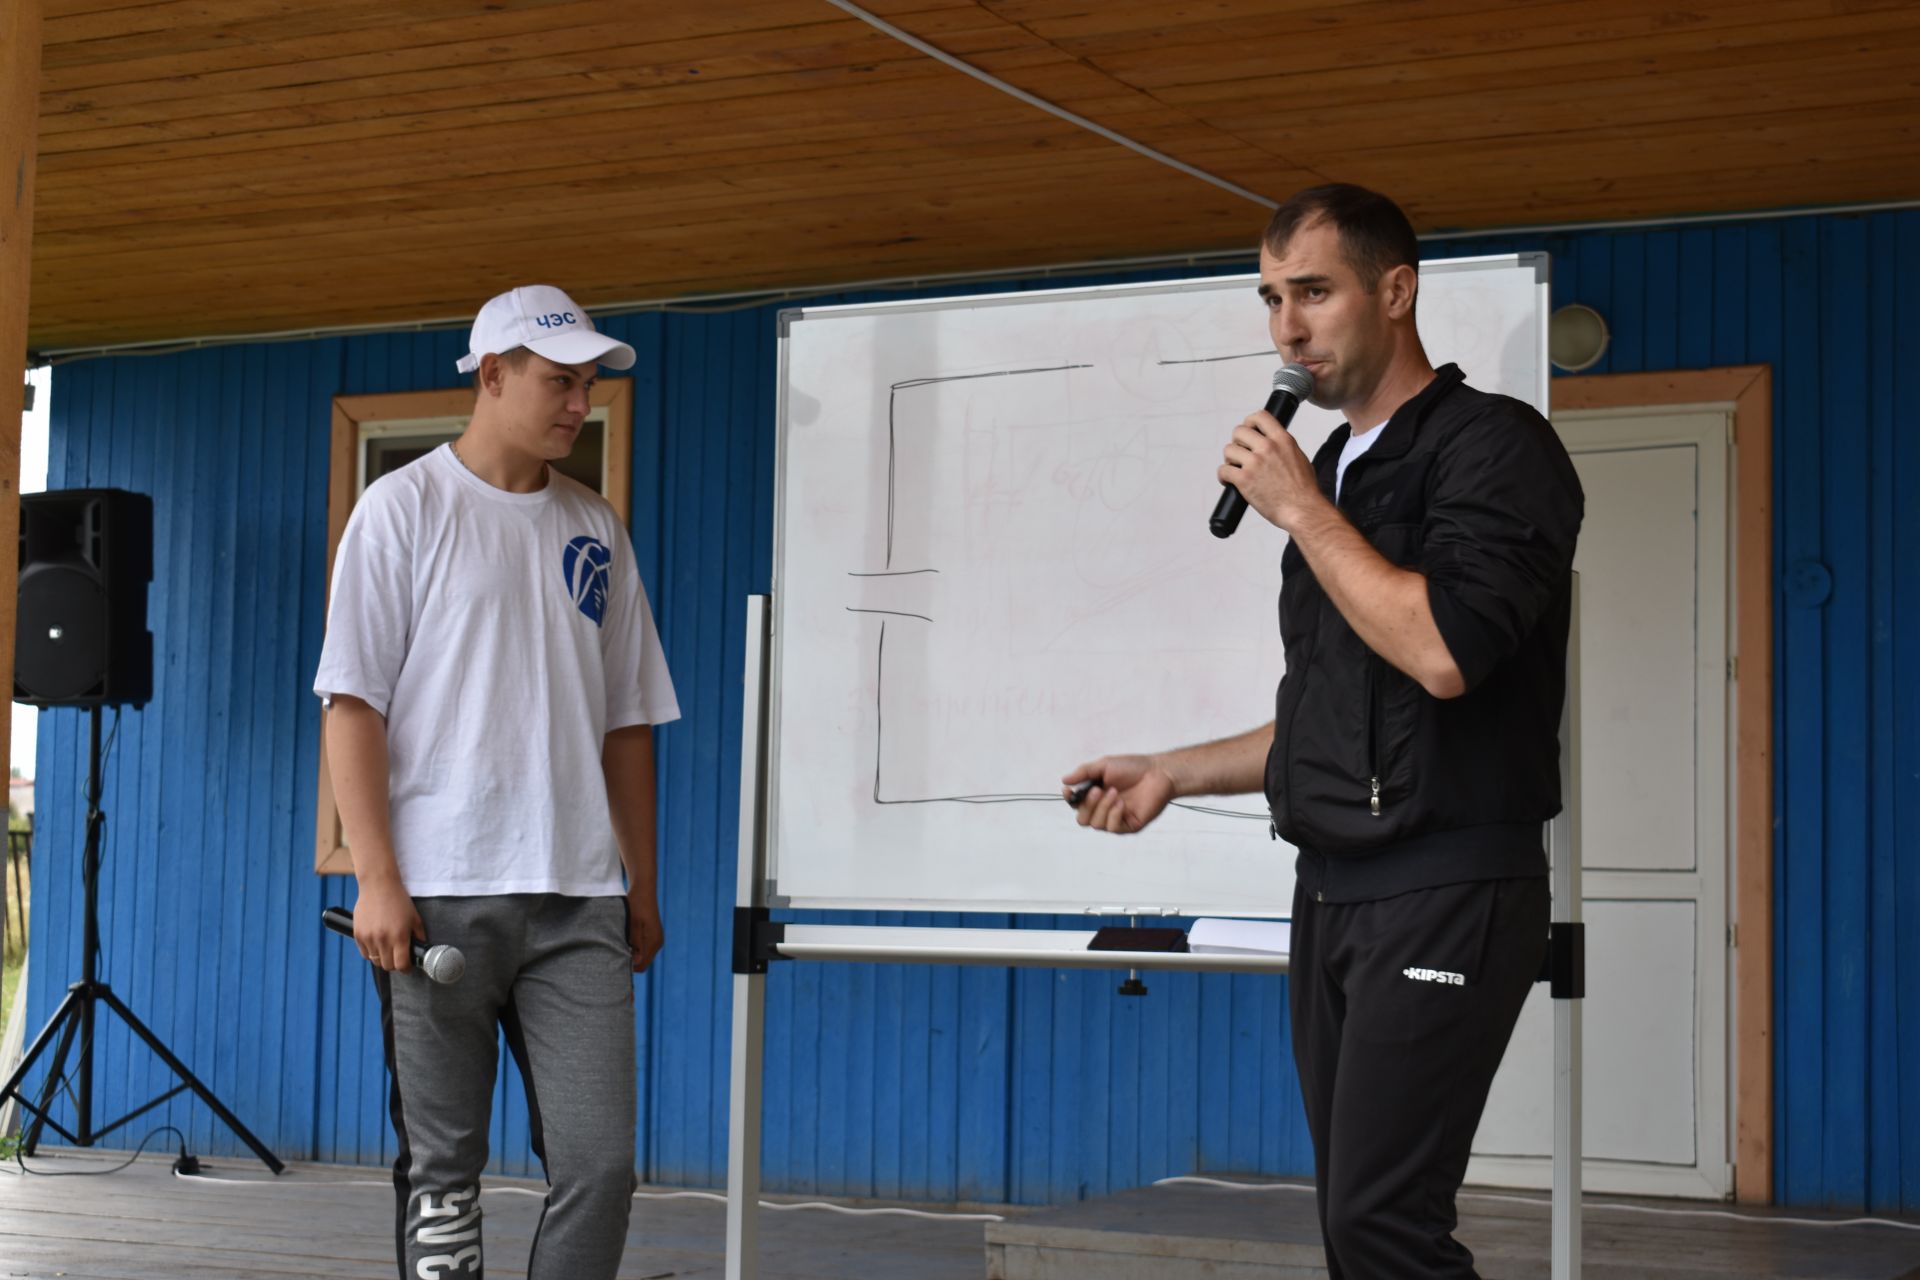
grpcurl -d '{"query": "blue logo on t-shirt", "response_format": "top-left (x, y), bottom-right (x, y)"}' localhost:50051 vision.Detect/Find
top-left (562, 536), bottom-right (612, 626)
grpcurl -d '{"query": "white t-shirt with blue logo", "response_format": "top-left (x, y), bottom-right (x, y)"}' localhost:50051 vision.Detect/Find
top-left (314, 444), bottom-right (680, 897)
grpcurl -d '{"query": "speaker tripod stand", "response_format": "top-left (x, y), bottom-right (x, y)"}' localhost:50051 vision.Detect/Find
top-left (0, 707), bottom-right (282, 1173)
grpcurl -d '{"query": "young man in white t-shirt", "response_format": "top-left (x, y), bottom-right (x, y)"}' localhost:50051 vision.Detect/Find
top-left (315, 285), bottom-right (679, 1280)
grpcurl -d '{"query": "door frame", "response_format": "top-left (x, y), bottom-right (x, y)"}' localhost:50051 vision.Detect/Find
top-left (1555, 366), bottom-right (1773, 1204)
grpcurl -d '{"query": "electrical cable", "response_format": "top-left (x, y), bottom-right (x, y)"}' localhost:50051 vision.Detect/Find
top-left (1151, 1175), bottom-right (1920, 1232)
top-left (821, 0), bottom-right (1275, 211)
top-left (170, 1168), bottom-right (1005, 1220)
top-left (10, 1124), bottom-right (190, 1178)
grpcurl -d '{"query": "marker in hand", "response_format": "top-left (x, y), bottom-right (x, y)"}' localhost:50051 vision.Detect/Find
top-left (1066, 778), bottom-right (1097, 808)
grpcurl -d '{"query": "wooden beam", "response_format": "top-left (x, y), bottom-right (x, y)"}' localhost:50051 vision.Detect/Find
top-left (0, 0), bottom-right (44, 796)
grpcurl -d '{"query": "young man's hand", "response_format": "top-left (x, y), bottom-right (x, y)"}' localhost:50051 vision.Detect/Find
top-left (354, 874), bottom-right (425, 972)
top-left (627, 890), bottom-right (665, 973)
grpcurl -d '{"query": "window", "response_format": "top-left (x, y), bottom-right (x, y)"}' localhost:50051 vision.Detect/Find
top-left (314, 381), bottom-right (634, 874)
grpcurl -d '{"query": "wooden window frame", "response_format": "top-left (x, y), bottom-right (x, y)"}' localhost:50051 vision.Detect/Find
top-left (313, 380), bottom-right (633, 876)
top-left (1555, 365), bottom-right (1773, 1204)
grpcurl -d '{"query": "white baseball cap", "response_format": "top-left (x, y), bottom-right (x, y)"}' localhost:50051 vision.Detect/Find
top-left (455, 284), bottom-right (636, 374)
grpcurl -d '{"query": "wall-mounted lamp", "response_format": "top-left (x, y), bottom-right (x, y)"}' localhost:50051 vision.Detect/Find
top-left (1549, 303), bottom-right (1610, 372)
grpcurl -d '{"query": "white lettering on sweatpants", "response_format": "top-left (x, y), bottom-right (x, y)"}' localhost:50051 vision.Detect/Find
top-left (415, 1185), bottom-right (481, 1278)
top-left (1402, 967), bottom-right (1465, 985)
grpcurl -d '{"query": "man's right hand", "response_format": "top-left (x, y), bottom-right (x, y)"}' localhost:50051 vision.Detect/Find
top-left (353, 875), bottom-right (426, 973)
top-left (1063, 755), bottom-right (1177, 834)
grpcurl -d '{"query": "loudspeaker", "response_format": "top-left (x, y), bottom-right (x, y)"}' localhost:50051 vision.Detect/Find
top-left (15, 488), bottom-right (153, 707)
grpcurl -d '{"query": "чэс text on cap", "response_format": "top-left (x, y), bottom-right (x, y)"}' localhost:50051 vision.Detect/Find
top-left (455, 285), bottom-right (637, 374)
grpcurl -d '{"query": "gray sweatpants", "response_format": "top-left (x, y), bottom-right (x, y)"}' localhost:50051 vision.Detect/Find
top-left (372, 894), bottom-right (636, 1280)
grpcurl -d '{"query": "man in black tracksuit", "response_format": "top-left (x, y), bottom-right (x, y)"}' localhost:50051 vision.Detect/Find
top-left (1066, 184), bottom-right (1583, 1278)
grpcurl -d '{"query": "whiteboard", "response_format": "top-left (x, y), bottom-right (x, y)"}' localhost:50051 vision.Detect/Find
top-left (768, 255), bottom-right (1550, 916)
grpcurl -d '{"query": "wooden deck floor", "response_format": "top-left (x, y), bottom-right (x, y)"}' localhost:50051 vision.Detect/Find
top-left (0, 1150), bottom-right (996, 1280)
top-left (0, 1151), bottom-right (1917, 1280)
top-left (986, 1177), bottom-right (1920, 1280)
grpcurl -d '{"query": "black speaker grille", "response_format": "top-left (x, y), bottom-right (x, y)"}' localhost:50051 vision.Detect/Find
top-left (14, 488), bottom-right (153, 707)
top-left (16, 566), bottom-right (110, 701)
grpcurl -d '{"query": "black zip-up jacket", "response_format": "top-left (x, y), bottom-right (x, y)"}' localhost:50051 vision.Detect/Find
top-left (1267, 364), bottom-right (1585, 903)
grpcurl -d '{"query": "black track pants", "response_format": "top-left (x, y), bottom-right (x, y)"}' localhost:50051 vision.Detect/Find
top-left (1290, 875), bottom-right (1549, 1279)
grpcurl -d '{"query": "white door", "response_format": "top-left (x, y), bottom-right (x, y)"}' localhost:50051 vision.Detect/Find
top-left (1468, 405), bottom-right (1733, 1200)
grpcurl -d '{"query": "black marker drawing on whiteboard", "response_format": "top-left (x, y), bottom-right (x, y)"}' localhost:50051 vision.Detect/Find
top-left (1156, 350), bottom-right (1274, 366)
top-left (847, 607), bottom-right (933, 623)
top-left (884, 363), bottom-right (1093, 569)
top-left (846, 360), bottom-right (1263, 819)
top-left (860, 617), bottom-right (1265, 819)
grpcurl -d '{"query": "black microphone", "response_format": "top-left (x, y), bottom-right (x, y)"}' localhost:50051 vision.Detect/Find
top-left (321, 906), bottom-right (466, 984)
top-left (1209, 363), bottom-right (1316, 538)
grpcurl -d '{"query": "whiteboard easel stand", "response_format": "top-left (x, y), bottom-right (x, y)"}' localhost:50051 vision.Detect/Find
top-left (1549, 579), bottom-right (1584, 1279)
top-left (724, 593), bottom-right (1584, 1278)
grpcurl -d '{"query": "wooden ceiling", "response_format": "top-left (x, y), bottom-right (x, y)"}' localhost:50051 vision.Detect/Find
top-left (28, 0), bottom-right (1920, 352)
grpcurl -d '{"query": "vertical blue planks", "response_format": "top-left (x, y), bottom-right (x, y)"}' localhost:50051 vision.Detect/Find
top-left (20, 211), bottom-right (1920, 1210)
top-left (1864, 213), bottom-right (1899, 1213)
top-left (1819, 217), bottom-right (1871, 1209)
top-left (1892, 213), bottom-right (1920, 1214)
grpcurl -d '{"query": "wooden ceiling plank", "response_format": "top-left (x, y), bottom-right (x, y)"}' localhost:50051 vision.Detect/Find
top-left (33, 115), bottom-right (1111, 231)
top-left (36, 20), bottom-right (953, 131)
top-left (39, 0), bottom-right (848, 90)
top-left (35, 37), bottom-right (1285, 192)
top-left (36, 25), bottom-right (1047, 156)
top-left (1039, 0), bottom-right (1865, 78)
top-left (29, 119), bottom-right (1087, 223)
top-left (979, 0), bottom-right (1797, 51)
top-left (34, 66), bottom-right (1092, 184)
top-left (38, 49), bottom-right (961, 157)
top-left (974, 0), bottom-right (1499, 39)
top-left (33, 186), bottom-right (1259, 312)
top-left (36, 205), bottom-right (1258, 327)
top-left (44, 135), bottom-right (1254, 237)
top-left (1205, 45), bottom-right (1920, 153)
top-left (34, 137), bottom-right (1270, 267)
top-left (36, 7), bottom-right (1021, 129)
top-left (44, 0), bottom-right (211, 20)
top-left (1315, 109), bottom-right (1920, 204)
top-left (47, 0), bottom-right (417, 47)
top-left (36, 132), bottom-right (1203, 256)
top-left (43, 0), bottom-right (609, 70)
top-left (1145, 14), bottom-right (1920, 111)
top-left (1120, 5), bottom-right (1920, 98)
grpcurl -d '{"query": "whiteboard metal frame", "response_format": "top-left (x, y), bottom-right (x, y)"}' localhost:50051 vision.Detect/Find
top-left (766, 254), bottom-right (1551, 915)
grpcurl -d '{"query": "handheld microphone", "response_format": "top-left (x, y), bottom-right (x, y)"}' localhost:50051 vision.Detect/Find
top-left (321, 906), bottom-right (466, 984)
top-left (1209, 363), bottom-right (1316, 538)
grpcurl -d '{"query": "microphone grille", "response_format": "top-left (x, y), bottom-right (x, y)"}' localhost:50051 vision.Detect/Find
top-left (422, 944), bottom-right (466, 985)
top-left (1272, 363), bottom-right (1315, 399)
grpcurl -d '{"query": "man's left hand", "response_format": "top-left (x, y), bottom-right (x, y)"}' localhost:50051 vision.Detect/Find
top-left (627, 892), bottom-right (665, 973)
top-left (1220, 410), bottom-right (1323, 531)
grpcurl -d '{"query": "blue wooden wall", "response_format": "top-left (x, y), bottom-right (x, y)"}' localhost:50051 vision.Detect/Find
top-left (23, 207), bottom-right (1920, 1211)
